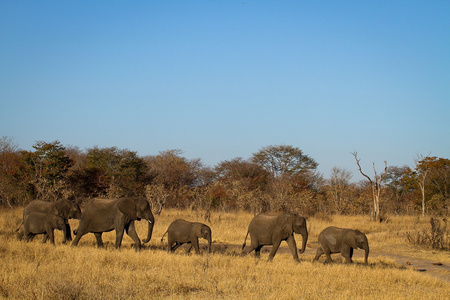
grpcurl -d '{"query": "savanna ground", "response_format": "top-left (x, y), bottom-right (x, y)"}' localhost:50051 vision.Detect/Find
top-left (1, 207), bottom-right (449, 299)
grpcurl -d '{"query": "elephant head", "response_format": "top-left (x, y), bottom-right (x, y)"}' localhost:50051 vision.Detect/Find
top-left (345, 229), bottom-right (369, 265)
top-left (53, 199), bottom-right (82, 220)
top-left (198, 224), bottom-right (212, 253)
top-left (117, 197), bottom-right (155, 244)
top-left (282, 214), bottom-right (308, 254)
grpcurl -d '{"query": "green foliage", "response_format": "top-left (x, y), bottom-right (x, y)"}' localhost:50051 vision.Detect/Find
top-left (252, 145), bottom-right (318, 177)
top-left (20, 141), bottom-right (73, 201)
top-left (1, 138), bottom-right (449, 218)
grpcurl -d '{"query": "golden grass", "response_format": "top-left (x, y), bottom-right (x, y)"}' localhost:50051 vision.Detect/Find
top-left (1, 207), bottom-right (449, 299)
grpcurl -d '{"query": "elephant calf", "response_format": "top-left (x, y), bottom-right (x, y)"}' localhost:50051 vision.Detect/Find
top-left (23, 212), bottom-right (67, 245)
top-left (313, 226), bottom-right (369, 265)
top-left (161, 219), bottom-right (212, 254)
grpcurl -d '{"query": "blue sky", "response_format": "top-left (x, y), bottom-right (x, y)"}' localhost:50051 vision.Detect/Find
top-left (1, 1), bottom-right (449, 181)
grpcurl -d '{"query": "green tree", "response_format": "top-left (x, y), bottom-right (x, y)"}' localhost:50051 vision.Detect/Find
top-left (83, 146), bottom-right (147, 197)
top-left (21, 141), bottom-right (73, 200)
top-left (252, 145), bottom-right (318, 177)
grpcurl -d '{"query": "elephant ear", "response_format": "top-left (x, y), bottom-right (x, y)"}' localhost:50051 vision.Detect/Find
top-left (201, 226), bottom-right (210, 239)
top-left (54, 200), bottom-right (70, 219)
top-left (344, 230), bottom-right (358, 249)
top-left (117, 198), bottom-right (138, 220)
top-left (280, 214), bottom-right (294, 234)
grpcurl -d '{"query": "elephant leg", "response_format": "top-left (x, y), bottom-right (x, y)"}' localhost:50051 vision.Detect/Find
top-left (48, 229), bottom-right (55, 245)
top-left (94, 233), bottom-right (104, 247)
top-left (115, 228), bottom-right (125, 249)
top-left (125, 221), bottom-right (141, 251)
top-left (342, 246), bottom-right (353, 263)
top-left (313, 247), bottom-right (324, 262)
top-left (268, 239), bottom-right (283, 261)
top-left (286, 235), bottom-right (300, 262)
top-left (172, 242), bottom-right (183, 252)
top-left (71, 227), bottom-right (88, 247)
top-left (191, 238), bottom-right (200, 254)
top-left (42, 233), bottom-right (49, 243)
top-left (242, 237), bottom-right (259, 256)
top-left (64, 221), bottom-right (72, 242)
top-left (323, 248), bottom-right (333, 264)
top-left (254, 245), bottom-right (263, 258)
top-left (186, 243), bottom-right (193, 253)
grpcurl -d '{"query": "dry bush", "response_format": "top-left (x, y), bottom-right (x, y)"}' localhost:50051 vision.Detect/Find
top-left (406, 218), bottom-right (450, 250)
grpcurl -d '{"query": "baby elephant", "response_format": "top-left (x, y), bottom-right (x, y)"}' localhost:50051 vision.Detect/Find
top-left (313, 226), bottom-right (369, 265)
top-left (23, 212), bottom-right (67, 245)
top-left (161, 219), bottom-right (212, 254)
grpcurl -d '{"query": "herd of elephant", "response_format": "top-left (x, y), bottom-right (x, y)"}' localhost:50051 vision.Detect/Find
top-left (16, 197), bottom-right (369, 265)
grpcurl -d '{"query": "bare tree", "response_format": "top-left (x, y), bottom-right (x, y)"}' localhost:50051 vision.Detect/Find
top-left (328, 167), bottom-right (353, 214)
top-left (351, 152), bottom-right (387, 222)
top-left (414, 154), bottom-right (431, 217)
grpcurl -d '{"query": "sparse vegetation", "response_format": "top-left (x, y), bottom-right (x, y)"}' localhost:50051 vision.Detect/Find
top-left (1, 207), bottom-right (449, 299)
top-left (407, 218), bottom-right (450, 251)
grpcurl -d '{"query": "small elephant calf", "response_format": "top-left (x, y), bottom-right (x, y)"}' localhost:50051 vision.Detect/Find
top-left (313, 226), bottom-right (369, 265)
top-left (161, 219), bottom-right (212, 254)
top-left (23, 212), bottom-right (67, 245)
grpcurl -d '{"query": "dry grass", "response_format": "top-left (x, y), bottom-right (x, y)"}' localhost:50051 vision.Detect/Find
top-left (1, 207), bottom-right (449, 299)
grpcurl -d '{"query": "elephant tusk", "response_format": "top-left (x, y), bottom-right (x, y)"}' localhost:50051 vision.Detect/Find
top-left (148, 220), bottom-right (152, 224)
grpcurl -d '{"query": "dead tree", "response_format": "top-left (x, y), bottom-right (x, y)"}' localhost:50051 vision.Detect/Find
top-left (351, 151), bottom-right (387, 222)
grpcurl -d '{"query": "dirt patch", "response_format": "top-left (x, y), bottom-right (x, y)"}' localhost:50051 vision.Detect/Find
top-left (206, 242), bottom-right (450, 282)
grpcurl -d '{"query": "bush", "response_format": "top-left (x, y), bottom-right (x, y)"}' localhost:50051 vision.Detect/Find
top-left (406, 218), bottom-right (450, 250)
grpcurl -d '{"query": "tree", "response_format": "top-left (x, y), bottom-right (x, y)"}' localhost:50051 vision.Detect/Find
top-left (0, 137), bottom-right (29, 206)
top-left (83, 146), bottom-right (147, 197)
top-left (21, 141), bottom-right (73, 200)
top-left (412, 156), bottom-right (450, 215)
top-left (327, 167), bottom-right (353, 214)
top-left (383, 166), bottom-right (412, 215)
top-left (252, 145), bottom-right (318, 177)
top-left (144, 149), bottom-right (201, 208)
top-left (414, 155), bottom-right (431, 216)
top-left (351, 151), bottom-right (387, 222)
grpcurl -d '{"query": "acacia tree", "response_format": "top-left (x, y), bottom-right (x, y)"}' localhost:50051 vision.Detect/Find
top-left (252, 145), bottom-right (318, 177)
top-left (351, 151), bottom-right (387, 222)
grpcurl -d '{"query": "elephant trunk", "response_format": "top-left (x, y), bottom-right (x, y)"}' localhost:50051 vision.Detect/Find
top-left (299, 227), bottom-right (308, 254)
top-left (142, 219), bottom-right (154, 244)
top-left (363, 244), bottom-right (369, 265)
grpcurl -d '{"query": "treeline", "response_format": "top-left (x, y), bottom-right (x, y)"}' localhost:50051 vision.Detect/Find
top-left (0, 137), bottom-right (448, 217)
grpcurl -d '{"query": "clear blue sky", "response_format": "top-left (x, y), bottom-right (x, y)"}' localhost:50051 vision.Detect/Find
top-left (1, 1), bottom-right (449, 181)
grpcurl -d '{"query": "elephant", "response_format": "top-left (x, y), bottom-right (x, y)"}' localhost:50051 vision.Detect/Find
top-left (161, 219), bottom-right (212, 254)
top-left (23, 212), bottom-right (67, 245)
top-left (18, 199), bottom-right (82, 243)
top-left (71, 197), bottom-right (154, 250)
top-left (313, 226), bottom-right (369, 265)
top-left (241, 213), bottom-right (308, 262)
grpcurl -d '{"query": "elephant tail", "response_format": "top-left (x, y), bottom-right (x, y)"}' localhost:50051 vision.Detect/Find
top-left (160, 230), bottom-right (168, 242)
top-left (14, 222), bottom-right (23, 233)
top-left (242, 230), bottom-right (249, 250)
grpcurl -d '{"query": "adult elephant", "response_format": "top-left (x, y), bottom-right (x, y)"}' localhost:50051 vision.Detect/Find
top-left (313, 226), bottom-right (369, 265)
top-left (161, 219), bottom-right (212, 254)
top-left (19, 199), bottom-right (82, 243)
top-left (71, 197), bottom-right (154, 250)
top-left (241, 213), bottom-right (308, 262)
